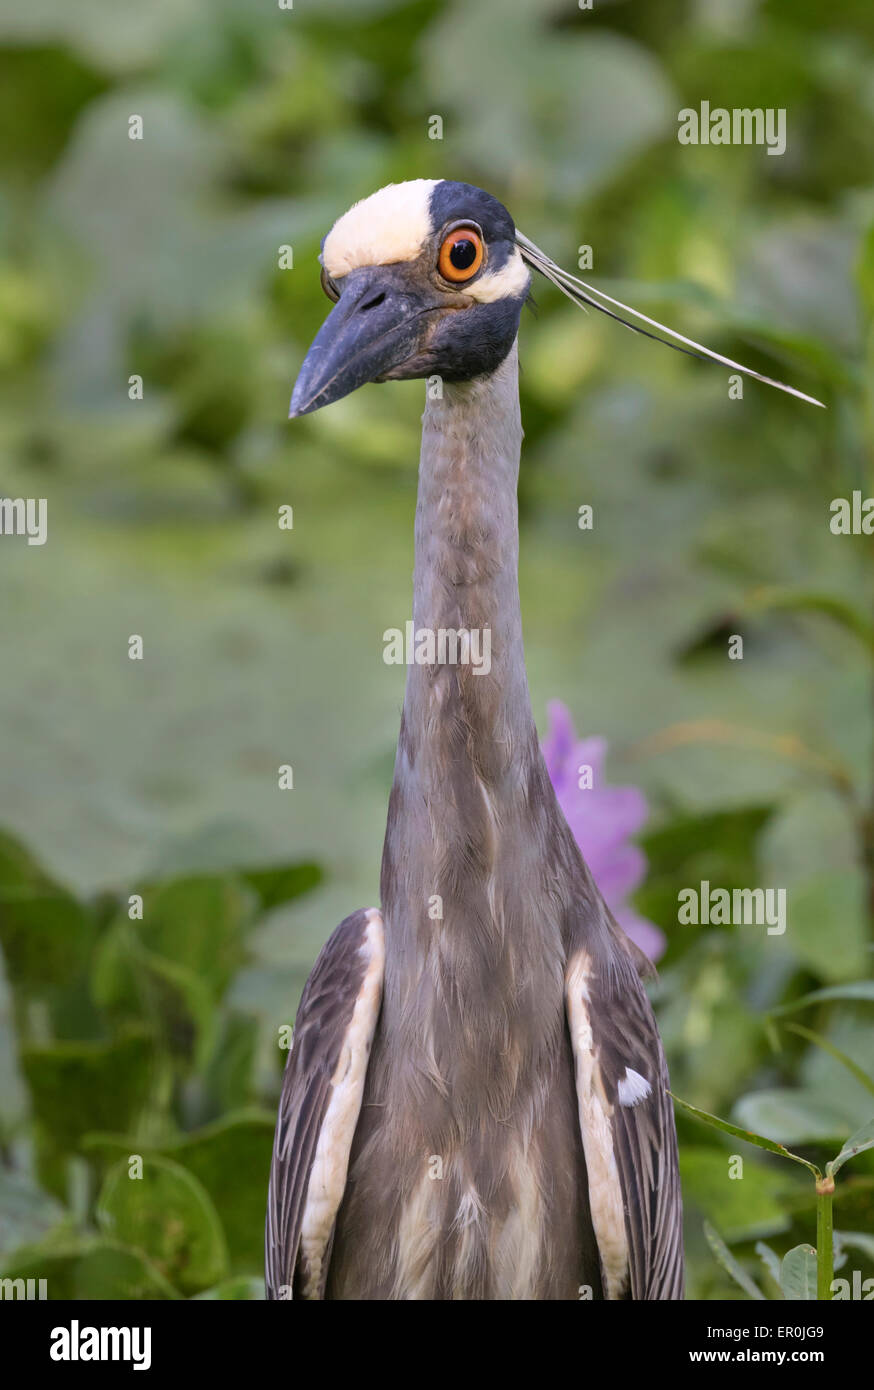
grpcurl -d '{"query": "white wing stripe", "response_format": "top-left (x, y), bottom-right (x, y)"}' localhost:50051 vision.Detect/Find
top-left (566, 952), bottom-right (629, 1300)
top-left (299, 909), bottom-right (384, 1298)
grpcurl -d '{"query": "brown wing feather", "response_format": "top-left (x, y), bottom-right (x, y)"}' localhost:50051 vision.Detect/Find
top-left (566, 936), bottom-right (684, 1300)
top-left (265, 907), bottom-right (384, 1299)
top-left (596, 945), bottom-right (684, 1299)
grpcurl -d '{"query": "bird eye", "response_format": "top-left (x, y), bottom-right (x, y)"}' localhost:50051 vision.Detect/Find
top-left (320, 265), bottom-right (340, 303)
top-left (438, 227), bottom-right (484, 284)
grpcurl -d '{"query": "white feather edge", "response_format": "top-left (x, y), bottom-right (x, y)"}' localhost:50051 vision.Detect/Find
top-left (515, 230), bottom-right (825, 409)
top-left (298, 908), bottom-right (385, 1299)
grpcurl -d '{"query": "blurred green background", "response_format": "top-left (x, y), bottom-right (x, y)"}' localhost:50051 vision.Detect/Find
top-left (1, 0), bottom-right (873, 1300)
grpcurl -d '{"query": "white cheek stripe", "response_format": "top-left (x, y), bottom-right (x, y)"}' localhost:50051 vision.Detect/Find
top-left (461, 248), bottom-right (530, 303)
top-left (566, 952), bottom-right (629, 1300)
top-left (299, 908), bottom-right (384, 1298)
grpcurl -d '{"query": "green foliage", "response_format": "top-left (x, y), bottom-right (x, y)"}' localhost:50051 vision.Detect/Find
top-left (705, 1222), bottom-right (766, 1300)
top-left (637, 805), bottom-right (774, 931)
top-left (1, 1235), bottom-right (182, 1300)
top-left (829, 1118), bottom-right (874, 1178)
top-left (679, 1147), bottom-right (794, 1241)
top-left (671, 1092), bottom-right (824, 1178)
top-left (22, 1030), bottom-right (156, 1198)
top-left (86, 1111), bottom-right (275, 1271)
top-left (0, 835), bottom-right (318, 1297)
top-left (781, 1244), bottom-right (818, 1301)
top-left (0, 832), bottom-right (96, 1009)
top-left (674, 1088), bottom-right (874, 1297)
top-left (96, 1156), bottom-right (229, 1296)
top-left (0, 0), bottom-right (872, 1301)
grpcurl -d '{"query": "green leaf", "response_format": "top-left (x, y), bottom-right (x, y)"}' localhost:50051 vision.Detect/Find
top-left (642, 806), bottom-right (775, 872)
top-left (671, 1092), bottom-right (822, 1178)
top-left (785, 1022), bottom-right (874, 1098)
top-left (93, 924), bottom-right (218, 1070)
top-left (240, 861), bottom-right (323, 913)
top-left (91, 873), bottom-right (260, 1072)
top-left (0, 1234), bottom-right (181, 1300)
top-left (85, 1110), bottom-right (275, 1273)
top-left (637, 806), bottom-right (774, 939)
top-left (75, 1242), bottom-right (184, 1299)
top-left (755, 1241), bottom-right (783, 1290)
top-left (0, 830), bottom-right (96, 997)
top-left (703, 1221), bottom-right (765, 1300)
top-left (680, 1147), bottom-right (794, 1241)
top-left (769, 982), bottom-right (874, 1017)
top-left (96, 1155), bottom-right (229, 1296)
top-left (780, 1244), bottom-right (817, 1300)
top-left (135, 875), bottom-right (255, 997)
top-left (165, 1111), bottom-right (274, 1272)
top-left (193, 1276), bottom-right (265, 1300)
top-left (21, 1030), bottom-right (156, 1198)
top-left (747, 587), bottom-right (874, 655)
top-left (782, 872), bottom-right (868, 983)
top-left (828, 1118), bottom-right (874, 1178)
top-left (424, 4), bottom-right (674, 200)
top-left (199, 1011), bottom-right (259, 1116)
top-left (734, 1088), bottom-right (863, 1149)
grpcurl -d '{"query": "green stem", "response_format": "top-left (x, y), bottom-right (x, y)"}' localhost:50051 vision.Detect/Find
top-left (816, 1179), bottom-right (834, 1300)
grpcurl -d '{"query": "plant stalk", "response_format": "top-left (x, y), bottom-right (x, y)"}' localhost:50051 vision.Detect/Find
top-left (816, 1178), bottom-right (834, 1300)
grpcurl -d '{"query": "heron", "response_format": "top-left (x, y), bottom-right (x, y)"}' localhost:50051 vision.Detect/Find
top-left (266, 179), bottom-right (821, 1301)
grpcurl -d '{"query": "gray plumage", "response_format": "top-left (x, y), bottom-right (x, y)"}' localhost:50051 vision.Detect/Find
top-left (268, 335), bottom-right (681, 1297)
top-left (264, 175), bottom-right (819, 1300)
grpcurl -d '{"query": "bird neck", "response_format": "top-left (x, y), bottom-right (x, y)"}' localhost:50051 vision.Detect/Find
top-left (381, 341), bottom-right (543, 910)
top-left (410, 339), bottom-right (536, 776)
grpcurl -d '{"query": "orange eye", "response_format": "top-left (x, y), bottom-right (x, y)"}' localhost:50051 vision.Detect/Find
top-left (438, 227), bottom-right (484, 283)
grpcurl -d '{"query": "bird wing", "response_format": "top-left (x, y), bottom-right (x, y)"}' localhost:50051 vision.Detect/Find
top-left (566, 940), bottom-right (684, 1300)
top-left (265, 906), bottom-right (384, 1299)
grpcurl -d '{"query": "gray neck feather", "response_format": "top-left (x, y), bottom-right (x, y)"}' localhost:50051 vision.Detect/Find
top-left (380, 342), bottom-right (569, 1052)
top-left (405, 339), bottom-right (535, 776)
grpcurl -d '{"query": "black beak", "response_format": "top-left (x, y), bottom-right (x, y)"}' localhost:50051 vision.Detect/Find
top-left (289, 264), bottom-right (435, 418)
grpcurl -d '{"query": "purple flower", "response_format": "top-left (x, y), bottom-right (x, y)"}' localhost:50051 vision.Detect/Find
top-left (541, 700), bottom-right (665, 962)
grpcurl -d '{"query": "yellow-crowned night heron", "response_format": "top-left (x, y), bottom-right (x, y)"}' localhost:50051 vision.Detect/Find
top-left (265, 180), bottom-right (821, 1302)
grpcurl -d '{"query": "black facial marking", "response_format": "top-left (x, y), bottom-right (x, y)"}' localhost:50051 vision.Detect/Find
top-left (428, 181), bottom-right (516, 243)
top-left (421, 182), bottom-right (528, 381)
top-left (428, 181), bottom-right (516, 283)
top-left (425, 293), bottom-right (526, 382)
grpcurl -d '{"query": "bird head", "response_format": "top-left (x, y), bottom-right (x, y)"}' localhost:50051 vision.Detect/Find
top-left (289, 179), bottom-right (530, 417)
top-left (289, 178), bottom-right (823, 418)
